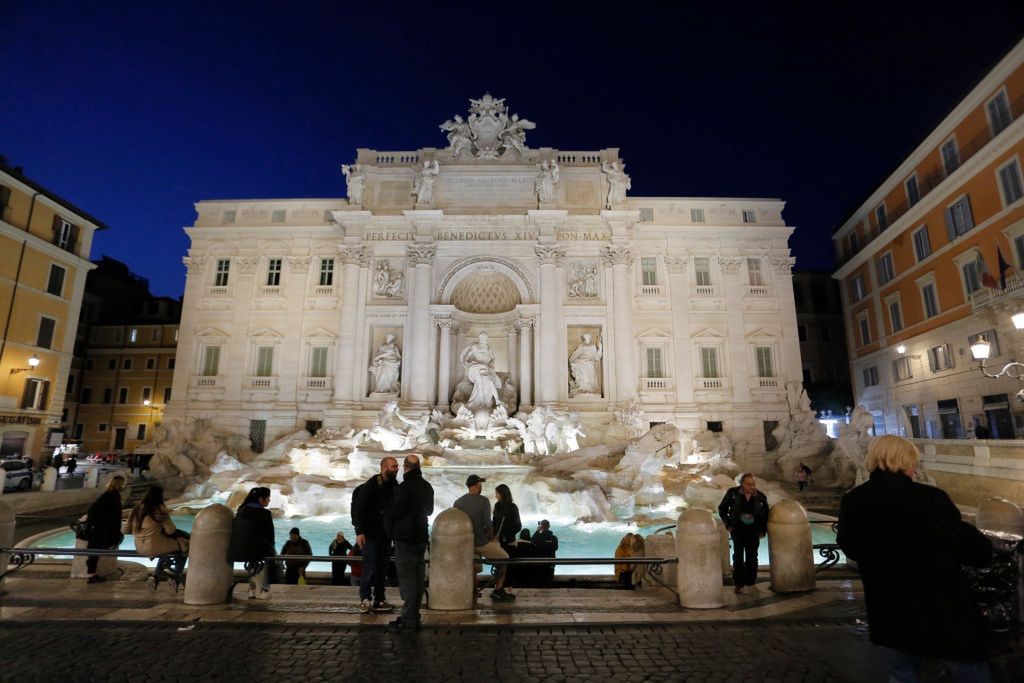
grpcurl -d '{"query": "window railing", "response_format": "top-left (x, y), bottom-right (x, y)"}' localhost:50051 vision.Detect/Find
top-left (694, 377), bottom-right (728, 390)
top-left (752, 377), bottom-right (780, 389)
top-left (191, 376), bottom-right (221, 388)
top-left (640, 377), bottom-right (673, 391)
top-left (246, 377), bottom-right (277, 389)
top-left (636, 284), bottom-right (664, 297)
top-left (970, 271), bottom-right (1024, 309)
top-left (692, 285), bottom-right (718, 297)
top-left (260, 286), bottom-right (281, 297)
top-left (305, 378), bottom-right (331, 389)
top-left (207, 286), bottom-right (229, 296)
top-left (744, 285), bottom-right (771, 298)
top-left (837, 92), bottom-right (1024, 266)
top-left (313, 285), bottom-right (335, 296)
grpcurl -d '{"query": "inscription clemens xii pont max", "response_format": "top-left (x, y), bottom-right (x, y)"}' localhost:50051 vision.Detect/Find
top-left (437, 175), bottom-right (534, 204)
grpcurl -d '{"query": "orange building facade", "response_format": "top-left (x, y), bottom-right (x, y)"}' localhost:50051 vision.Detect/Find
top-left (833, 39), bottom-right (1024, 439)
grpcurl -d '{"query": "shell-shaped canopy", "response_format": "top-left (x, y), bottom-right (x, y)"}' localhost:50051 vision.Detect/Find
top-left (450, 269), bottom-right (521, 314)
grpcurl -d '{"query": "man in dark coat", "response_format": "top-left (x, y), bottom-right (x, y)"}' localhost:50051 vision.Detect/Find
top-left (387, 454), bottom-right (434, 632)
top-left (531, 520), bottom-right (559, 588)
top-left (717, 473), bottom-right (769, 593)
top-left (838, 435), bottom-right (993, 681)
top-left (351, 456), bottom-right (398, 613)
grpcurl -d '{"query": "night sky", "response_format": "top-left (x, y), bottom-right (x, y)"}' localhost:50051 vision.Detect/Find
top-left (2, 2), bottom-right (1023, 297)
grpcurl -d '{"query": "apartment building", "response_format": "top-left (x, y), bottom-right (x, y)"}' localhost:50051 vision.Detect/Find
top-left (833, 39), bottom-right (1024, 439)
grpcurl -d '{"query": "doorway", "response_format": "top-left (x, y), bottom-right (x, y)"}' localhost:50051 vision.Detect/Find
top-left (113, 427), bottom-right (126, 450)
top-left (982, 394), bottom-right (1015, 439)
top-left (937, 399), bottom-right (963, 439)
top-left (903, 405), bottom-right (922, 438)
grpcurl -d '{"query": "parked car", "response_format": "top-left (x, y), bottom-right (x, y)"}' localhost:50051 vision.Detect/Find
top-left (2, 459), bottom-right (36, 491)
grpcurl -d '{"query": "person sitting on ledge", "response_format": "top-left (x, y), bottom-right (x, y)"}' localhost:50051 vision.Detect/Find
top-left (127, 485), bottom-right (190, 585)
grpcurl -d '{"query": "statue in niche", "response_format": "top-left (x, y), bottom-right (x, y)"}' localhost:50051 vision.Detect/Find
top-left (373, 261), bottom-right (405, 299)
top-left (413, 160), bottom-right (440, 204)
top-left (567, 263), bottom-right (598, 298)
top-left (439, 115), bottom-right (472, 159)
top-left (368, 334), bottom-right (402, 394)
top-left (535, 160), bottom-right (560, 203)
top-left (601, 161), bottom-right (631, 209)
top-left (450, 332), bottom-right (519, 432)
top-left (341, 164), bottom-right (365, 205)
top-left (459, 332), bottom-right (503, 411)
top-left (568, 333), bottom-right (603, 397)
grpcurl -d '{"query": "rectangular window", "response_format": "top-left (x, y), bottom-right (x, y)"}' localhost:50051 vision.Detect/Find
top-left (969, 330), bottom-right (999, 357)
top-left (152, 328), bottom-right (160, 341)
top-left (21, 378), bottom-right (50, 410)
top-left (79, 387), bottom-right (91, 404)
top-left (137, 424), bottom-right (147, 440)
top-left (37, 317), bottom-right (56, 349)
top-left (892, 356), bottom-right (913, 381)
top-left (266, 258), bottom-right (282, 286)
top-left (102, 388), bottom-right (112, 404)
top-left (849, 275), bottom-right (865, 301)
top-left (255, 346), bottom-right (274, 376)
top-left (755, 347), bottom-right (773, 377)
top-left (640, 257), bottom-right (658, 285)
top-left (700, 347), bottom-right (719, 377)
top-left (646, 348), bottom-right (664, 378)
top-left (118, 387), bottom-right (128, 404)
top-left (310, 347), bottom-right (328, 377)
top-left (746, 258), bottom-right (764, 286)
top-left (271, 209), bottom-right (286, 223)
top-left (797, 324), bottom-right (808, 342)
top-left (987, 91), bottom-right (1013, 136)
top-left (998, 160), bottom-right (1023, 206)
top-left (875, 204), bottom-right (888, 231)
top-left (905, 175), bottom-right (920, 207)
top-left (941, 138), bottom-right (960, 174)
top-left (742, 209), bottom-right (756, 223)
top-left (694, 257), bottom-right (711, 286)
top-left (66, 374), bottom-right (75, 395)
top-left (142, 386), bottom-right (152, 402)
top-left (215, 259), bottom-right (230, 287)
top-left (928, 344), bottom-right (953, 372)
top-left (129, 328), bottom-right (137, 343)
top-left (922, 282), bottom-right (939, 318)
top-left (56, 219), bottom-right (73, 249)
top-left (912, 226), bottom-right (932, 262)
top-left (201, 346), bottom-right (220, 376)
top-left (877, 253), bottom-right (895, 284)
top-left (164, 387), bottom-right (172, 403)
top-left (889, 300), bottom-right (904, 332)
top-left (858, 315), bottom-right (871, 346)
top-left (223, 210), bottom-right (236, 223)
top-left (47, 264), bottom-right (66, 296)
top-left (107, 358), bottom-right (116, 370)
top-left (98, 423), bottom-right (108, 433)
top-left (962, 260), bottom-right (982, 295)
top-left (146, 357), bottom-right (156, 370)
top-left (862, 366), bottom-right (879, 387)
top-left (123, 358), bottom-right (133, 370)
top-left (849, 232), bottom-right (860, 254)
top-left (319, 258), bottom-right (334, 286)
top-left (945, 195), bottom-right (975, 239)
top-left (690, 208), bottom-right (705, 223)
top-left (168, 357), bottom-right (176, 370)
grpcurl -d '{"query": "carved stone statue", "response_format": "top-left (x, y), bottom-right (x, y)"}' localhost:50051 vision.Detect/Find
top-left (459, 332), bottom-right (503, 412)
top-left (438, 94), bottom-right (536, 159)
top-left (361, 401), bottom-right (429, 451)
top-left (373, 261), bottom-right (405, 299)
top-left (601, 161), bottom-right (631, 209)
top-left (341, 164), bottom-right (365, 205)
top-left (535, 160), bottom-right (560, 203)
top-left (569, 333), bottom-right (603, 397)
top-left (413, 160), bottom-right (440, 204)
top-left (368, 334), bottom-right (402, 394)
top-left (439, 115), bottom-right (472, 159)
top-left (501, 113), bottom-right (535, 158)
top-left (567, 263), bottom-right (598, 298)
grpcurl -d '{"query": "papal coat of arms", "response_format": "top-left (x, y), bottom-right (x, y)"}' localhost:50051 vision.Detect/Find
top-left (439, 93), bottom-right (536, 160)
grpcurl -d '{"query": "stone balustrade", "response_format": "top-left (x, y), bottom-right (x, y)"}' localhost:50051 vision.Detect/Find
top-left (909, 438), bottom-right (1024, 506)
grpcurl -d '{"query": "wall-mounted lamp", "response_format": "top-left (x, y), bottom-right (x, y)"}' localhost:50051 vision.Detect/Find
top-left (143, 399), bottom-right (151, 406)
top-left (895, 344), bottom-right (921, 360)
top-left (9, 354), bottom-right (40, 375)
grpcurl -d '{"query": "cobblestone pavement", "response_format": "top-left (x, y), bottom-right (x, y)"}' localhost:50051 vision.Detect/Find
top-left (5, 616), bottom-right (1012, 683)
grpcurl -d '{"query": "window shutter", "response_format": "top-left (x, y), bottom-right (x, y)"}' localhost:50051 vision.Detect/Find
top-left (963, 197), bottom-right (974, 231)
top-left (944, 208), bottom-right (956, 242)
top-left (20, 380), bottom-right (33, 409)
top-left (51, 215), bottom-right (61, 241)
top-left (38, 381), bottom-right (49, 410)
top-left (68, 224), bottom-right (79, 252)
top-left (928, 350), bottom-right (937, 373)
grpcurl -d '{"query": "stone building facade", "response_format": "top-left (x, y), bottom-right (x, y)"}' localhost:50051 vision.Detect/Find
top-left (166, 96), bottom-right (803, 459)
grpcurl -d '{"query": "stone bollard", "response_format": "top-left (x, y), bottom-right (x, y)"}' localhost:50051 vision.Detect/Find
top-left (184, 504), bottom-right (235, 605)
top-left (40, 468), bottom-right (57, 492)
top-left (0, 499), bottom-right (14, 593)
top-left (715, 517), bottom-right (731, 576)
top-left (768, 499), bottom-right (815, 593)
top-left (84, 468), bottom-right (99, 489)
top-left (644, 534), bottom-right (677, 587)
top-left (976, 498), bottom-right (1024, 537)
top-left (675, 508), bottom-right (724, 608)
top-left (0, 469), bottom-right (6, 495)
top-left (428, 508), bottom-right (475, 610)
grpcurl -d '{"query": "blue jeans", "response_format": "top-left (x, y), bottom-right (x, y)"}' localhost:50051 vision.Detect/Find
top-left (883, 648), bottom-right (991, 683)
top-left (359, 536), bottom-right (390, 603)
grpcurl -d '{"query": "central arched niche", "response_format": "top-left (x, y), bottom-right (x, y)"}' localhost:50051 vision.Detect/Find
top-left (450, 269), bottom-right (521, 314)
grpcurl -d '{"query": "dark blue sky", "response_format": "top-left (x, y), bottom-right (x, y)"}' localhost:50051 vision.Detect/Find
top-left (2, 2), bottom-right (1023, 297)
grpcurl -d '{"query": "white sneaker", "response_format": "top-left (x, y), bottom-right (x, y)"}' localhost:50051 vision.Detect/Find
top-left (254, 589), bottom-right (271, 600)
top-left (247, 587), bottom-right (257, 599)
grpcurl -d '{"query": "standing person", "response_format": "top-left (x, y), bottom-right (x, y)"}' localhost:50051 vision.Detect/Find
top-left (531, 520), bottom-right (559, 588)
top-left (84, 475), bottom-right (126, 583)
top-left (280, 527), bottom-right (312, 585)
top-left (228, 487), bottom-right (276, 600)
top-left (127, 485), bottom-right (189, 583)
top-left (492, 484), bottom-right (522, 551)
top-left (794, 464), bottom-right (809, 492)
top-left (838, 435), bottom-right (993, 681)
top-left (387, 454), bottom-right (434, 632)
top-left (328, 532), bottom-right (353, 586)
top-left (351, 456), bottom-right (398, 614)
top-left (454, 474), bottom-right (515, 602)
top-left (717, 473), bottom-right (768, 594)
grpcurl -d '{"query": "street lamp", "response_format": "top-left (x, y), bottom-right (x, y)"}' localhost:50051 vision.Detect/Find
top-left (9, 354), bottom-right (40, 375)
top-left (969, 312), bottom-right (1024, 381)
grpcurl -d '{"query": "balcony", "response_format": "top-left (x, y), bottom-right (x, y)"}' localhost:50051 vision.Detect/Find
top-left (313, 285), bottom-right (334, 296)
top-left (636, 285), bottom-right (665, 297)
top-left (750, 376), bottom-right (784, 396)
top-left (300, 376), bottom-right (334, 402)
top-left (744, 285), bottom-right (771, 298)
top-left (640, 377), bottom-right (673, 391)
top-left (970, 272), bottom-right (1024, 310)
top-left (206, 286), bottom-right (229, 296)
top-left (191, 375), bottom-right (222, 388)
top-left (246, 377), bottom-right (277, 389)
top-left (259, 285), bottom-right (282, 297)
top-left (188, 375), bottom-right (225, 401)
top-left (693, 285), bottom-right (718, 297)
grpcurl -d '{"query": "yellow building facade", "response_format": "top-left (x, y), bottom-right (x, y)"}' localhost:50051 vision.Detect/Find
top-left (834, 39), bottom-right (1024, 438)
top-left (0, 164), bottom-right (102, 463)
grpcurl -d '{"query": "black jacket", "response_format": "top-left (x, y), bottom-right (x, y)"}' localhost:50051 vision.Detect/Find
top-left (351, 473), bottom-right (397, 538)
top-left (389, 467), bottom-right (434, 543)
top-left (493, 502), bottom-right (522, 545)
top-left (837, 470), bottom-right (992, 660)
top-left (228, 503), bottom-right (276, 561)
top-left (717, 486), bottom-right (769, 536)
top-left (532, 529), bottom-right (558, 556)
top-left (85, 490), bottom-right (123, 548)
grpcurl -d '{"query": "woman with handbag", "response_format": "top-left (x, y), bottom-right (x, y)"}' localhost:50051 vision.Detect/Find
top-left (84, 475), bottom-right (126, 584)
top-left (127, 485), bottom-right (189, 588)
top-left (228, 487), bottom-right (276, 599)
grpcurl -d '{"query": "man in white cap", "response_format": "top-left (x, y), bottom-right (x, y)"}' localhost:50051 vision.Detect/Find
top-left (453, 474), bottom-right (515, 602)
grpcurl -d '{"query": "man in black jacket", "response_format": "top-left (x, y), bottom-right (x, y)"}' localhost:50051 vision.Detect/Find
top-left (351, 456), bottom-right (398, 614)
top-left (387, 454), bottom-right (434, 632)
top-left (717, 473), bottom-right (768, 594)
top-left (838, 435), bottom-right (992, 681)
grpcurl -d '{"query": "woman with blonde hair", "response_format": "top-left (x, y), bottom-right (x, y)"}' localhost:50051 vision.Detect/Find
top-left (838, 435), bottom-right (993, 680)
top-left (614, 533), bottom-right (646, 589)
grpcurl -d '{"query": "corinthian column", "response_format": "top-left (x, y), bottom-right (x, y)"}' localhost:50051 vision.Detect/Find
top-left (535, 245), bottom-right (564, 405)
top-left (603, 244), bottom-right (637, 402)
top-left (336, 245), bottom-right (370, 404)
top-left (405, 244), bottom-right (436, 409)
top-left (435, 318), bottom-right (454, 411)
top-left (516, 318), bottom-right (534, 409)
